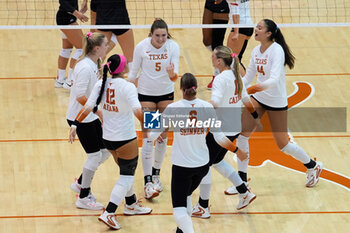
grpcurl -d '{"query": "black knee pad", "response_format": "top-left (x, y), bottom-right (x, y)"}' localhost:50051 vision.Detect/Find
top-left (118, 156), bottom-right (138, 176)
top-left (211, 19), bottom-right (228, 50)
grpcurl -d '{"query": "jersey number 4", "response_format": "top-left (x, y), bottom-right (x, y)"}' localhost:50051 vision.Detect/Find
top-left (106, 88), bottom-right (115, 104)
top-left (257, 65), bottom-right (265, 75)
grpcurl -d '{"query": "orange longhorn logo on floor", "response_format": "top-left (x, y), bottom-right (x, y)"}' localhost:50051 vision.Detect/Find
top-left (137, 82), bottom-right (350, 190)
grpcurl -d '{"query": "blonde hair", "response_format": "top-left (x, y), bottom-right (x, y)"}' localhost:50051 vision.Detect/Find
top-left (81, 32), bottom-right (106, 58)
top-left (214, 46), bottom-right (242, 97)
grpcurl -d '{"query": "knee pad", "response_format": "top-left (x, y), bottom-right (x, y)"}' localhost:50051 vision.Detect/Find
top-left (110, 33), bottom-right (118, 44)
top-left (99, 149), bottom-right (111, 164)
top-left (59, 48), bottom-right (72, 59)
top-left (71, 49), bottom-right (83, 60)
top-left (84, 151), bottom-right (102, 171)
top-left (200, 169), bottom-right (212, 185)
top-left (118, 156), bottom-right (138, 176)
top-left (61, 31), bottom-right (67, 39)
top-left (213, 160), bottom-right (235, 178)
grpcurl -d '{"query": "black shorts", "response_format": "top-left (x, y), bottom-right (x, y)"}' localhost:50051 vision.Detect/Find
top-left (206, 132), bottom-right (239, 166)
top-left (171, 164), bottom-right (209, 208)
top-left (103, 137), bottom-right (137, 151)
top-left (231, 27), bottom-right (254, 37)
top-left (251, 95), bottom-right (288, 111)
top-left (56, 10), bottom-right (77, 25)
top-left (138, 92), bottom-right (174, 104)
top-left (90, 0), bottom-right (97, 12)
top-left (96, 0), bottom-right (131, 36)
top-left (67, 119), bottom-right (105, 153)
top-left (205, 0), bottom-right (229, 13)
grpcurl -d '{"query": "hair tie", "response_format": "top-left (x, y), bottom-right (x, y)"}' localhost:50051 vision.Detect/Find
top-left (231, 53), bottom-right (237, 58)
top-left (191, 86), bottom-right (196, 91)
top-left (275, 25), bottom-right (279, 32)
top-left (87, 32), bottom-right (93, 38)
top-left (111, 55), bottom-right (127, 74)
top-left (154, 18), bottom-right (161, 22)
top-left (104, 61), bottom-right (112, 73)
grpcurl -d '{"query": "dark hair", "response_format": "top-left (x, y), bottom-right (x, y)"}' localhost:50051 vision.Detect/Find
top-left (149, 18), bottom-right (172, 39)
top-left (215, 46), bottom-right (242, 96)
top-left (180, 73), bottom-right (197, 97)
top-left (263, 19), bottom-right (295, 69)
top-left (93, 54), bottom-right (123, 113)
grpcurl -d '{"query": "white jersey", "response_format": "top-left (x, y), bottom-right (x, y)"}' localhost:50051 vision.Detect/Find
top-left (66, 56), bottom-right (100, 122)
top-left (211, 70), bottom-right (248, 136)
top-left (163, 98), bottom-right (219, 168)
top-left (227, 0), bottom-right (253, 25)
top-left (86, 78), bottom-right (141, 141)
top-left (244, 42), bottom-right (288, 108)
top-left (128, 37), bottom-right (180, 96)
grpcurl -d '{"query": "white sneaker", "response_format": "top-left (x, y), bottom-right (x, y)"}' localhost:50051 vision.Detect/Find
top-left (191, 203), bottom-right (210, 219)
top-left (224, 182), bottom-right (250, 195)
top-left (76, 195), bottom-right (104, 210)
top-left (55, 79), bottom-right (64, 88)
top-left (144, 182), bottom-right (159, 200)
top-left (124, 200), bottom-right (152, 216)
top-left (63, 80), bottom-right (72, 90)
top-left (70, 178), bottom-right (97, 202)
top-left (70, 178), bottom-right (81, 193)
top-left (237, 191), bottom-right (256, 210)
top-left (152, 175), bottom-right (163, 192)
top-left (306, 161), bottom-right (323, 188)
top-left (98, 211), bottom-right (121, 230)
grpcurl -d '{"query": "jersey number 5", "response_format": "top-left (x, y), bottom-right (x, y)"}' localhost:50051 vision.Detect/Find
top-left (257, 65), bottom-right (265, 76)
top-left (155, 62), bottom-right (161, 71)
top-left (106, 88), bottom-right (115, 104)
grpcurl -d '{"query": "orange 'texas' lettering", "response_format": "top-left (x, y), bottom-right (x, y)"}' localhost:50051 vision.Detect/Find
top-left (136, 81), bottom-right (350, 190)
top-left (148, 53), bottom-right (168, 60)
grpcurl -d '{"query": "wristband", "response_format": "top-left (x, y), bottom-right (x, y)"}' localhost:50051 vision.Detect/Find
top-left (71, 119), bottom-right (80, 128)
top-left (251, 111), bottom-right (258, 119)
top-left (233, 146), bottom-right (238, 153)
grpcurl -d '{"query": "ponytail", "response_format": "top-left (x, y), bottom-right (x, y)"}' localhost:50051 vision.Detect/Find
top-left (93, 65), bottom-right (108, 113)
top-left (263, 19), bottom-right (295, 69)
top-left (232, 56), bottom-right (243, 97)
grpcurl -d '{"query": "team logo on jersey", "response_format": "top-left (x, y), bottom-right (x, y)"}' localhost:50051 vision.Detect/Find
top-left (143, 110), bottom-right (161, 129)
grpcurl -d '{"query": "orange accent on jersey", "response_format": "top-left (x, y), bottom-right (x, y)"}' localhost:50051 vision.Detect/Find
top-left (106, 88), bottom-right (115, 104)
top-left (247, 84), bottom-right (265, 94)
top-left (155, 62), bottom-right (161, 71)
top-left (257, 65), bottom-right (265, 75)
top-left (75, 107), bottom-right (92, 122)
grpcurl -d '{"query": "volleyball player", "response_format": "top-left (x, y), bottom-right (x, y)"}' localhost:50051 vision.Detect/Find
top-left (191, 46), bottom-right (258, 218)
top-left (127, 18), bottom-right (180, 199)
top-left (225, 19), bottom-right (323, 194)
top-left (202, 0), bottom-right (230, 89)
top-left (226, 0), bottom-right (254, 73)
top-left (66, 32), bottom-right (110, 210)
top-left (69, 54), bottom-right (152, 230)
top-left (148, 73), bottom-right (250, 233)
top-left (55, 0), bottom-right (88, 89)
top-left (94, 0), bottom-right (134, 64)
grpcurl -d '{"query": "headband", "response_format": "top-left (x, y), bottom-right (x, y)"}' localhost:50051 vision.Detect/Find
top-left (110, 55), bottom-right (127, 75)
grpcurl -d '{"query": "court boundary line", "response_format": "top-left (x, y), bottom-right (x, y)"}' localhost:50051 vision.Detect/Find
top-left (1, 210), bottom-right (349, 219)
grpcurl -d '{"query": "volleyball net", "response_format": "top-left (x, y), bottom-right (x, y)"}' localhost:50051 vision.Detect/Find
top-left (1, 0), bottom-right (350, 29)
